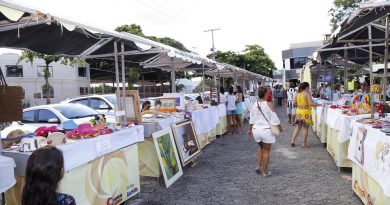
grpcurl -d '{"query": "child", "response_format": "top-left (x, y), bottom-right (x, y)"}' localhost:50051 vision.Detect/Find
top-left (22, 146), bottom-right (76, 205)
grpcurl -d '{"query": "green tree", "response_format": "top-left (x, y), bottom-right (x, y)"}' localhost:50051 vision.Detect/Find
top-left (208, 44), bottom-right (275, 77)
top-left (127, 67), bottom-right (140, 89)
top-left (18, 50), bottom-right (84, 104)
top-left (242, 45), bottom-right (275, 76)
top-left (328, 0), bottom-right (363, 32)
top-left (115, 24), bottom-right (190, 51)
top-left (115, 24), bottom-right (145, 37)
top-left (115, 24), bottom-right (191, 92)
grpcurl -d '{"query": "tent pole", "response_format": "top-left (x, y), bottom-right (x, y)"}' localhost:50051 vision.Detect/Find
top-left (344, 45), bottom-right (348, 93)
top-left (171, 58), bottom-right (176, 93)
top-left (202, 63), bottom-right (205, 95)
top-left (369, 25), bottom-right (374, 118)
top-left (331, 54), bottom-right (335, 101)
top-left (121, 42), bottom-right (126, 122)
top-left (114, 41), bottom-right (122, 123)
top-left (383, 14), bottom-right (389, 105)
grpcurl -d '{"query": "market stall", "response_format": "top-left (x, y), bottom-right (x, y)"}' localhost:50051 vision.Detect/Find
top-left (2, 125), bottom-right (144, 205)
top-left (348, 119), bottom-right (390, 204)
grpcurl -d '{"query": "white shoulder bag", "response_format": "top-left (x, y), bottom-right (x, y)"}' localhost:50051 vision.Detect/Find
top-left (257, 101), bottom-right (281, 137)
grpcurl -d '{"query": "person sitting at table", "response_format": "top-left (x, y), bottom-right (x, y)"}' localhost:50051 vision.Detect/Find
top-left (22, 146), bottom-right (76, 205)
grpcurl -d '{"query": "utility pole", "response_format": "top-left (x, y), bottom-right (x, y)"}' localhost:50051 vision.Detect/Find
top-left (204, 28), bottom-right (221, 103)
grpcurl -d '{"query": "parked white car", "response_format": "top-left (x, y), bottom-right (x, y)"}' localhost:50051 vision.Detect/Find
top-left (1, 103), bottom-right (111, 138)
top-left (22, 103), bottom-right (109, 128)
top-left (62, 94), bottom-right (117, 117)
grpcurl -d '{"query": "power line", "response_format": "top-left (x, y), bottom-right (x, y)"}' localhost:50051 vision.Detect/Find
top-left (149, 0), bottom-right (186, 20)
top-left (135, 0), bottom-right (185, 23)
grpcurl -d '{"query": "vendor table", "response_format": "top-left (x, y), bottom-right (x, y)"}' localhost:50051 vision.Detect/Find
top-left (348, 120), bottom-right (390, 205)
top-left (3, 126), bottom-right (144, 205)
top-left (323, 107), bottom-right (369, 169)
top-left (215, 104), bottom-right (228, 136)
top-left (139, 117), bottom-right (178, 178)
top-left (138, 106), bottom-right (225, 178)
top-left (191, 106), bottom-right (219, 148)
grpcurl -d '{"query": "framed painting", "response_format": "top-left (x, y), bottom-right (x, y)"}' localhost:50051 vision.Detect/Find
top-left (163, 93), bottom-right (185, 110)
top-left (159, 98), bottom-right (176, 112)
top-left (171, 120), bottom-right (201, 166)
top-left (116, 90), bottom-right (141, 123)
top-left (152, 128), bottom-right (183, 188)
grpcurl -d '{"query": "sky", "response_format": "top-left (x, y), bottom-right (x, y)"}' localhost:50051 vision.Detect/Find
top-left (9, 0), bottom-right (334, 68)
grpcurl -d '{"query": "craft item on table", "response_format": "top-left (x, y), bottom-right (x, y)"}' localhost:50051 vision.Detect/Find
top-left (2, 129), bottom-right (24, 148)
top-left (115, 122), bottom-right (134, 129)
top-left (18, 137), bottom-right (47, 152)
top-left (371, 84), bottom-right (382, 103)
top-left (65, 123), bottom-right (99, 139)
top-left (34, 126), bottom-right (58, 137)
top-left (176, 109), bottom-right (192, 120)
top-left (142, 113), bottom-right (154, 118)
top-left (47, 132), bottom-right (66, 146)
top-left (330, 104), bottom-right (338, 109)
top-left (159, 98), bottom-right (177, 113)
top-left (374, 102), bottom-right (385, 118)
top-left (77, 124), bottom-right (98, 138)
top-left (63, 120), bottom-right (77, 131)
top-left (98, 128), bottom-right (113, 135)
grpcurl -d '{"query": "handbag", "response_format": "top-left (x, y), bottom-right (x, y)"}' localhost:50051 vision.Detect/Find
top-left (257, 101), bottom-right (281, 137)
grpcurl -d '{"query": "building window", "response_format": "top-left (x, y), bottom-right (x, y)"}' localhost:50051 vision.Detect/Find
top-left (78, 67), bottom-right (87, 77)
top-left (80, 87), bottom-right (89, 95)
top-left (290, 57), bottom-right (307, 69)
top-left (37, 66), bottom-right (53, 77)
top-left (6, 65), bottom-right (23, 77)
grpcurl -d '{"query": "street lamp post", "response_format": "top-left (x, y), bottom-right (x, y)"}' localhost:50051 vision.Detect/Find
top-left (205, 28), bottom-right (221, 103)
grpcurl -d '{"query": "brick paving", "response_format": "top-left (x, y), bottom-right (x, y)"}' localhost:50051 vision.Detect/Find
top-left (128, 107), bottom-right (362, 205)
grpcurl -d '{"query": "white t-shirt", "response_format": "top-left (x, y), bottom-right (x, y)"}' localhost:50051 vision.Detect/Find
top-left (226, 94), bottom-right (237, 111)
top-left (249, 101), bottom-right (281, 128)
top-left (220, 92), bottom-right (228, 104)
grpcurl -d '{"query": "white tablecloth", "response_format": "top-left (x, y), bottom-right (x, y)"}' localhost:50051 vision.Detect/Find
top-left (348, 121), bottom-right (390, 197)
top-left (192, 106), bottom-right (219, 135)
top-left (316, 105), bottom-right (369, 143)
top-left (217, 104), bottom-right (227, 118)
top-left (58, 125), bottom-right (144, 171)
top-left (0, 155), bottom-right (16, 193)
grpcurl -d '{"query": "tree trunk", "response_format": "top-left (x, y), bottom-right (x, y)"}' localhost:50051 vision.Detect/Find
top-left (44, 64), bottom-right (51, 104)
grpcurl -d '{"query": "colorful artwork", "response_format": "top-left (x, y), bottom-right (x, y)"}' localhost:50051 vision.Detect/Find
top-left (152, 128), bottom-right (183, 188)
top-left (171, 121), bottom-right (201, 166)
top-left (355, 127), bottom-right (367, 166)
top-left (375, 139), bottom-right (390, 172)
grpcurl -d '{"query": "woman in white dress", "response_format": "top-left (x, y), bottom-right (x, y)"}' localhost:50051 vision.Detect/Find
top-left (247, 86), bottom-right (282, 177)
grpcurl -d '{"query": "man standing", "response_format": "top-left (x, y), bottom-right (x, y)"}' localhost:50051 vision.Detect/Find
top-left (286, 83), bottom-right (297, 125)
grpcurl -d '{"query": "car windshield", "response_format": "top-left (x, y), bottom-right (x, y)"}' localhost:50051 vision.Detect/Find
top-left (104, 95), bottom-right (117, 105)
top-left (53, 104), bottom-right (99, 119)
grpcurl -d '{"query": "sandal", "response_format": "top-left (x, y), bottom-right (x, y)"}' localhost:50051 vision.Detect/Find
top-left (291, 143), bottom-right (295, 147)
top-left (262, 171), bottom-right (272, 178)
top-left (302, 144), bottom-right (310, 149)
top-left (255, 168), bottom-right (261, 175)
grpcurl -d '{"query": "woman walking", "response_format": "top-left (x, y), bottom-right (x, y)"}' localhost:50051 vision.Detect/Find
top-left (226, 86), bottom-right (237, 134)
top-left (290, 82), bottom-right (322, 148)
top-left (247, 86), bottom-right (282, 177)
top-left (235, 85), bottom-right (244, 134)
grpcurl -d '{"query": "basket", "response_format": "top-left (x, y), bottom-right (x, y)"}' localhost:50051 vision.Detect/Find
top-left (0, 86), bottom-right (23, 122)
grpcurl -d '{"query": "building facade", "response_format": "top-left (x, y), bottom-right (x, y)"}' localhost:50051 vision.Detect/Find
top-left (282, 41), bottom-right (323, 70)
top-left (0, 53), bottom-right (91, 106)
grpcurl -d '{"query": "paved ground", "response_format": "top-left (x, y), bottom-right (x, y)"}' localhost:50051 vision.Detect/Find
top-left (128, 107), bottom-right (362, 205)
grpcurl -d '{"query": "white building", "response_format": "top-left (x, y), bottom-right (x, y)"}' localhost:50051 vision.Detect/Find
top-left (0, 53), bottom-right (91, 106)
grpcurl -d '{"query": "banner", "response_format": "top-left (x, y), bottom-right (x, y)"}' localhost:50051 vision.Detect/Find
top-left (6, 144), bottom-right (140, 205)
top-left (348, 121), bottom-right (390, 197)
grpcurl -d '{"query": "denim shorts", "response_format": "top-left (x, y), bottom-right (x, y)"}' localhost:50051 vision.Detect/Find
top-left (227, 110), bottom-right (236, 115)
